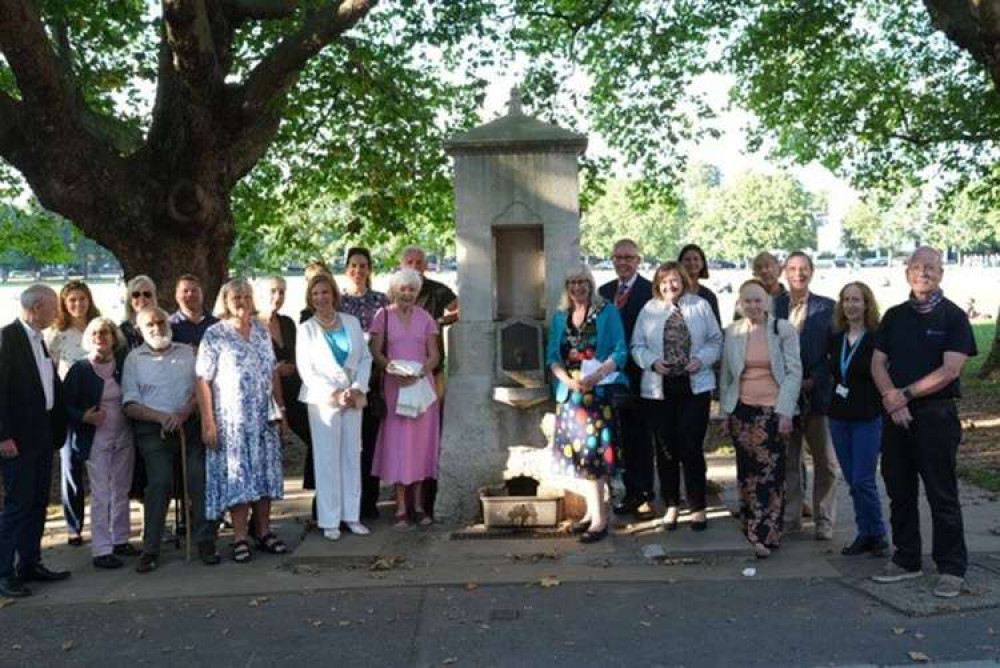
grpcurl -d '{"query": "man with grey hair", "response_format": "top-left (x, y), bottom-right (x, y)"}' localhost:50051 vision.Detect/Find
top-left (122, 306), bottom-right (218, 572)
top-left (871, 246), bottom-right (977, 598)
top-left (0, 284), bottom-right (70, 597)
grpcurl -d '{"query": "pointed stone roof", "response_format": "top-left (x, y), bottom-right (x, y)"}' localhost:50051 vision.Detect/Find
top-left (444, 87), bottom-right (588, 155)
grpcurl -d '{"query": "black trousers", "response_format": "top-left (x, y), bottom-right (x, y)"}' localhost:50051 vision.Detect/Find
top-left (617, 389), bottom-right (654, 502)
top-left (881, 399), bottom-right (967, 577)
top-left (360, 404), bottom-right (381, 516)
top-left (0, 447), bottom-right (53, 578)
top-left (642, 392), bottom-right (711, 511)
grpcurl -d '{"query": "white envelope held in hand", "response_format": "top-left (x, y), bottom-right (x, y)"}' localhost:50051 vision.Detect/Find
top-left (388, 360), bottom-right (437, 418)
top-left (580, 358), bottom-right (618, 386)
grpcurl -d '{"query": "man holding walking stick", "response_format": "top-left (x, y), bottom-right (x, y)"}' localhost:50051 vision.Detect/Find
top-left (122, 306), bottom-right (218, 572)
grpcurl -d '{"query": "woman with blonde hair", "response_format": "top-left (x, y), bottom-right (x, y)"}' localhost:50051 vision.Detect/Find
top-left (547, 264), bottom-right (627, 543)
top-left (120, 275), bottom-right (158, 351)
top-left (46, 280), bottom-right (102, 547)
top-left (720, 278), bottom-right (802, 558)
top-left (196, 278), bottom-right (285, 563)
top-left (827, 281), bottom-right (888, 557)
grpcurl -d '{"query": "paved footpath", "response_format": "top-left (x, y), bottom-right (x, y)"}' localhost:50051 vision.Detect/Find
top-left (2, 456), bottom-right (999, 667)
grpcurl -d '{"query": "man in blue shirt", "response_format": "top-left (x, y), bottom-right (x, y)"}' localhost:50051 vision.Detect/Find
top-left (871, 246), bottom-right (977, 599)
top-left (168, 274), bottom-right (218, 348)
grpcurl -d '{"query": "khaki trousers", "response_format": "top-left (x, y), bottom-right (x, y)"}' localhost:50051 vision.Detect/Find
top-left (783, 413), bottom-right (838, 531)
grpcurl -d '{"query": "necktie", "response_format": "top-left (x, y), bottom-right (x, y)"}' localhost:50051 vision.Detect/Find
top-left (616, 281), bottom-right (630, 309)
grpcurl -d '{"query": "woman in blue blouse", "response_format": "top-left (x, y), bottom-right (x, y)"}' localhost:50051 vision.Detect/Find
top-left (547, 264), bottom-right (628, 543)
top-left (297, 273), bottom-right (373, 541)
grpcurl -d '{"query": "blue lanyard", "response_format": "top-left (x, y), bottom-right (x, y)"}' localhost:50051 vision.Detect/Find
top-left (840, 332), bottom-right (865, 381)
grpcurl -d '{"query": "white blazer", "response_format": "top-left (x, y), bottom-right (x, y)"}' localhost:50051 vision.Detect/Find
top-left (630, 293), bottom-right (722, 399)
top-left (296, 313), bottom-right (373, 407)
top-left (719, 315), bottom-right (802, 418)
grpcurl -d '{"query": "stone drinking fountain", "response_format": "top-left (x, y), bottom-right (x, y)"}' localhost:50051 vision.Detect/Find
top-left (436, 89), bottom-right (588, 523)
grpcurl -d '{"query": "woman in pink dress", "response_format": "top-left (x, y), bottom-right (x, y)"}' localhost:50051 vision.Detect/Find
top-left (369, 269), bottom-right (441, 530)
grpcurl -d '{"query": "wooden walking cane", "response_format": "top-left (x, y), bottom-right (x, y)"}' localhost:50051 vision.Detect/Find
top-left (177, 427), bottom-right (193, 562)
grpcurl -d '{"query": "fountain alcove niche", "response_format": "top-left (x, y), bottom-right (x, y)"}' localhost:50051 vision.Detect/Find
top-left (435, 88), bottom-right (588, 528)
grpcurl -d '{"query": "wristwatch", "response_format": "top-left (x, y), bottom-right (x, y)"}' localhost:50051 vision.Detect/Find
top-left (901, 387), bottom-right (914, 402)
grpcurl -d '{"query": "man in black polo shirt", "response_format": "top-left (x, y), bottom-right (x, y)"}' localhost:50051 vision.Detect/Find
top-left (168, 274), bottom-right (218, 348)
top-left (870, 246), bottom-right (977, 598)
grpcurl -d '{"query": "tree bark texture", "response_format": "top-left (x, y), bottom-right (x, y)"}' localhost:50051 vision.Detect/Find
top-left (979, 307), bottom-right (1000, 379)
top-left (0, 0), bottom-right (376, 308)
top-left (924, 0), bottom-right (1000, 91)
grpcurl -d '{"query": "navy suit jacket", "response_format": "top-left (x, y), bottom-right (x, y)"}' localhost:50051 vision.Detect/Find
top-left (599, 274), bottom-right (653, 391)
top-left (0, 320), bottom-right (66, 454)
top-left (773, 292), bottom-right (835, 415)
top-left (63, 352), bottom-right (126, 461)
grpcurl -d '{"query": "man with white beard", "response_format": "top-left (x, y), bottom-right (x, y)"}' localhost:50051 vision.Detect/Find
top-left (122, 306), bottom-right (218, 572)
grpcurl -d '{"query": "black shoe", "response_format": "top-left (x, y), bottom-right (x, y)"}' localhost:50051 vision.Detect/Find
top-left (93, 555), bottom-right (124, 570)
top-left (113, 543), bottom-right (141, 557)
top-left (198, 542), bottom-right (221, 566)
top-left (691, 520), bottom-right (708, 532)
top-left (67, 535), bottom-right (83, 547)
top-left (869, 536), bottom-right (890, 556)
top-left (360, 507), bottom-right (380, 521)
top-left (579, 527), bottom-right (608, 544)
top-left (635, 502), bottom-right (657, 520)
top-left (613, 497), bottom-right (642, 515)
top-left (569, 520), bottom-right (591, 535)
top-left (0, 576), bottom-right (31, 598)
top-left (136, 553), bottom-right (158, 574)
top-left (18, 564), bottom-right (71, 582)
top-left (841, 536), bottom-right (872, 556)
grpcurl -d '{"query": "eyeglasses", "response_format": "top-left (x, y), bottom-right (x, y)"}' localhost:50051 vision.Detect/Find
top-left (131, 291), bottom-right (153, 299)
top-left (612, 254), bottom-right (639, 261)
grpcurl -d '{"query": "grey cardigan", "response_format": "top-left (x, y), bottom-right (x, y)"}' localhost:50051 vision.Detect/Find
top-left (719, 315), bottom-right (802, 418)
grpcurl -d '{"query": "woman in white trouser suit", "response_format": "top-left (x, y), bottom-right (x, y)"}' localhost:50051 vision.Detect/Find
top-left (297, 274), bottom-right (373, 540)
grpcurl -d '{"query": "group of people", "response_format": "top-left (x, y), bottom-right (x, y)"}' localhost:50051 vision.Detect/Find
top-left (546, 240), bottom-right (976, 600)
top-left (0, 238), bottom-right (978, 602)
top-left (0, 246), bottom-right (456, 598)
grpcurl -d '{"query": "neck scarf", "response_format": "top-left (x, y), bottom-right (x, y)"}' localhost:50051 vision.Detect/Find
top-left (908, 289), bottom-right (944, 314)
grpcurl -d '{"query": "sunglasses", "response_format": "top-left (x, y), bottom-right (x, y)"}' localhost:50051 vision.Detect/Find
top-left (131, 290), bottom-right (154, 299)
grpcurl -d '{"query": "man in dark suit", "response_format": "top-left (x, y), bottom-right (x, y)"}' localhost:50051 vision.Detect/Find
top-left (0, 284), bottom-right (71, 597)
top-left (599, 239), bottom-right (655, 518)
top-left (773, 252), bottom-right (838, 540)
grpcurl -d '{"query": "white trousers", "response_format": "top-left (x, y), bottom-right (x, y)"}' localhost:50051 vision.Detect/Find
top-left (307, 403), bottom-right (363, 529)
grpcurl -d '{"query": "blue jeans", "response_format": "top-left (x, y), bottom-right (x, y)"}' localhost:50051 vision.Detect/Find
top-left (829, 417), bottom-right (886, 539)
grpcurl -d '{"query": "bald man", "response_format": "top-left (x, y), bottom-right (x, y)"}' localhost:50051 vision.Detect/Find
top-left (870, 246), bottom-right (977, 599)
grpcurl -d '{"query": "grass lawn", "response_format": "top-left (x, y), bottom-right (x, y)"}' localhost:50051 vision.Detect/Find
top-left (957, 321), bottom-right (1000, 493)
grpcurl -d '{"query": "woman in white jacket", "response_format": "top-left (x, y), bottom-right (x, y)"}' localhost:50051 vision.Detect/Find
top-left (297, 274), bottom-right (373, 541)
top-left (631, 262), bottom-right (722, 531)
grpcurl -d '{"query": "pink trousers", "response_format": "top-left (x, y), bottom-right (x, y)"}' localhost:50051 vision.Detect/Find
top-left (85, 430), bottom-right (134, 557)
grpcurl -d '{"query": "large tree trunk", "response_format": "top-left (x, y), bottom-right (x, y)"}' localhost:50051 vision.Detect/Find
top-left (979, 306), bottom-right (1000, 379)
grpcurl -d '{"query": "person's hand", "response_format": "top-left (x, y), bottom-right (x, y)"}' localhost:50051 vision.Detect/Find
top-left (160, 411), bottom-right (184, 433)
top-left (719, 416), bottom-right (731, 438)
top-left (0, 439), bottom-right (18, 459)
top-left (579, 375), bottom-right (598, 392)
top-left (398, 375), bottom-right (420, 388)
top-left (777, 415), bottom-right (794, 435)
top-left (277, 361), bottom-right (296, 378)
top-left (652, 360), bottom-right (670, 376)
top-left (890, 405), bottom-right (913, 429)
top-left (201, 418), bottom-right (219, 449)
top-left (565, 377), bottom-right (584, 393)
top-left (882, 388), bottom-right (907, 414)
top-left (83, 406), bottom-right (106, 427)
top-left (684, 358), bottom-right (702, 374)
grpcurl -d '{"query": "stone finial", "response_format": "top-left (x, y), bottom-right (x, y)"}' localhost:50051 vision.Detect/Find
top-left (508, 86), bottom-right (524, 116)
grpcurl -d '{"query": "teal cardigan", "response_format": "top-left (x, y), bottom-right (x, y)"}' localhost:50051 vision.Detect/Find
top-left (546, 302), bottom-right (628, 403)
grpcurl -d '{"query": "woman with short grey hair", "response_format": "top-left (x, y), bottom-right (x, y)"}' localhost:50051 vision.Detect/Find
top-left (64, 317), bottom-right (137, 568)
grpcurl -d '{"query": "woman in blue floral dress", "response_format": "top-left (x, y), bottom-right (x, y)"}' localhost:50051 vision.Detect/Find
top-left (196, 278), bottom-right (285, 563)
top-left (547, 265), bottom-right (627, 544)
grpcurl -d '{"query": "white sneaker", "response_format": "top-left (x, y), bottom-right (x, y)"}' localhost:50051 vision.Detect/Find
top-left (933, 574), bottom-right (965, 599)
top-left (871, 562), bottom-right (922, 583)
top-left (323, 528), bottom-right (341, 541)
top-left (345, 522), bottom-right (370, 536)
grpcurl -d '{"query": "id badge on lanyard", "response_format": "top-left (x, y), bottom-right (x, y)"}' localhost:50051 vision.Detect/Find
top-left (837, 333), bottom-right (865, 399)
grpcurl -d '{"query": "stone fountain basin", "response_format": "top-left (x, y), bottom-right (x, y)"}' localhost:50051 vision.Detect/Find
top-left (492, 385), bottom-right (549, 408)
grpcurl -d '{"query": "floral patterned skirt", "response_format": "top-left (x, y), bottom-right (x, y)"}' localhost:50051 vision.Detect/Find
top-left (730, 402), bottom-right (788, 548)
top-left (552, 389), bottom-right (617, 480)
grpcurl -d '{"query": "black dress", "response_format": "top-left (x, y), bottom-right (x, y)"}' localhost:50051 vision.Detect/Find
top-left (270, 314), bottom-right (314, 490)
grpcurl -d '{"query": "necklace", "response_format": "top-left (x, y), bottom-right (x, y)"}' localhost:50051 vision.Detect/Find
top-left (316, 312), bottom-right (339, 328)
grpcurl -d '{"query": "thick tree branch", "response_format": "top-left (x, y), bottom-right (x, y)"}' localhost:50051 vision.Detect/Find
top-left (0, 0), bottom-right (75, 109)
top-left (162, 0), bottom-right (223, 97)
top-left (239, 0), bottom-right (376, 114)
top-left (224, 0), bottom-right (298, 21)
top-left (889, 131), bottom-right (997, 146)
top-left (0, 89), bottom-right (23, 153)
top-left (924, 0), bottom-right (1000, 89)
